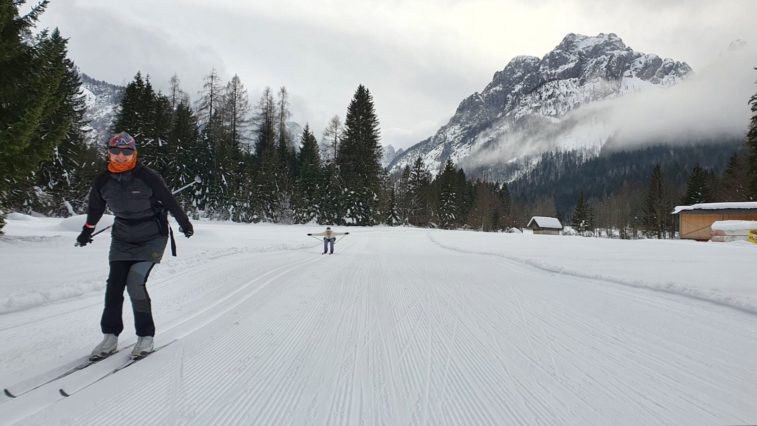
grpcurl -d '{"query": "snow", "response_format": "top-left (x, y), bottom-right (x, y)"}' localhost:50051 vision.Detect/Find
top-left (1, 214), bottom-right (757, 424)
top-left (672, 201), bottom-right (757, 214)
top-left (711, 220), bottom-right (757, 232)
top-left (527, 216), bottom-right (562, 229)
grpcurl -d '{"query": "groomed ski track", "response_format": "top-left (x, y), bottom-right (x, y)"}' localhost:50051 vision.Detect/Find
top-left (2, 227), bottom-right (757, 424)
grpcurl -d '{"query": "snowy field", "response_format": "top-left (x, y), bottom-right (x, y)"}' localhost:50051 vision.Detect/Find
top-left (1, 214), bottom-right (756, 425)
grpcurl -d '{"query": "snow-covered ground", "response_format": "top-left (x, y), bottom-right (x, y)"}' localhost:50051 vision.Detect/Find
top-left (1, 214), bottom-right (756, 424)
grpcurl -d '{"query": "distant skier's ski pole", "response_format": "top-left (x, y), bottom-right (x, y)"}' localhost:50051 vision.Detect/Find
top-left (76, 176), bottom-right (201, 245)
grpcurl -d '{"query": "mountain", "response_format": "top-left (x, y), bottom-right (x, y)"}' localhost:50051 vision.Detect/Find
top-left (382, 144), bottom-right (403, 167)
top-left (388, 33), bottom-right (692, 177)
top-left (80, 73), bottom-right (124, 146)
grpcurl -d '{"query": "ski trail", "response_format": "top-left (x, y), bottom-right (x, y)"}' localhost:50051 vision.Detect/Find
top-left (10, 227), bottom-right (757, 425)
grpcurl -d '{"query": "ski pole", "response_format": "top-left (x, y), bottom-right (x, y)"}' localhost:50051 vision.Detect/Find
top-left (77, 176), bottom-right (201, 245)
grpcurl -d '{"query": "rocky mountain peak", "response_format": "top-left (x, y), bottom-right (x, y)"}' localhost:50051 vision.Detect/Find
top-left (389, 33), bottom-right (693, 178)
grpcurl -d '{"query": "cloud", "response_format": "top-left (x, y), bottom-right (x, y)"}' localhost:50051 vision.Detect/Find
top-left (40, 1), bottom-right (224, 96)
top-left (36, 0), bottom-right (757, 154)
top-left (463, 41), bottom-right (756, 171)
top-left (604, 44), bottom-right (756, 149)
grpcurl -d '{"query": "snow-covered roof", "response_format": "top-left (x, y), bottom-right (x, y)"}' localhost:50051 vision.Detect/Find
top-left (672, 202), bottom-right (757, 214)
top-left (527, 216), bottom-right (563, 229)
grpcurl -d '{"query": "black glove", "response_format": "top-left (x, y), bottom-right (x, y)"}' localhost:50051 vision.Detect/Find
top-left (76, 226), bottom-right (94, 246)
top-left (345, 232), bottom-right (350, 235)
top-left (307, 233), bottom-right (312, 236)
top-left (179, 222), bottom-right (194, 238)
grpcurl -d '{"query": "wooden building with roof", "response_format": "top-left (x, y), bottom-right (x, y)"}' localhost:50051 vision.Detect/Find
top-left (526, 216), bottom-right (563, 235)
top-left (671, 202), bottom-right (757, 241)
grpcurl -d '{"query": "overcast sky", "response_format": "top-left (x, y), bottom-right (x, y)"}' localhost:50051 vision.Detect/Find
top-left (38, 0), bottom-right (757, 150)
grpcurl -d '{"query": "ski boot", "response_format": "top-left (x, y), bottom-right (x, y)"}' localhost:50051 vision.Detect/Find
top-left (131, 336), bottom-right (154, 359)
top-left (90, 334), bottom-right (118, 360)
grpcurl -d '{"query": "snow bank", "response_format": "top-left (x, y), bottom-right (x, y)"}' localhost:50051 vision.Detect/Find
top-left (711, 220), bottom-right (757, 233)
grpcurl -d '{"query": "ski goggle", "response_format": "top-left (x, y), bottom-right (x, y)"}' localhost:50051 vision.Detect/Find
top-left (108, 147), bottom-right (135, 156)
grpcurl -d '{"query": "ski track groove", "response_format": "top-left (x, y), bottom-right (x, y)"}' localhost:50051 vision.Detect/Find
top-left (39, 251), bottom-right (320, 425)
top-left (178, 254), bottom-right (323, 425)
top-left (9, 228), bottom-right (757, 424)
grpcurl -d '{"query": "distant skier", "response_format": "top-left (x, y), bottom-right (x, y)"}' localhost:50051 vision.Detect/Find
top-left (76, 132), bottom-right (194, 360)
top-left (307, 226), bottom-right (349, 254)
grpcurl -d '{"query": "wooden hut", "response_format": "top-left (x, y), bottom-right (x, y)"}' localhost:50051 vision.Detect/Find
top-left (526, 216), bottom-right (563, 235)
top-left (672, 202), bottom-right (757, 241)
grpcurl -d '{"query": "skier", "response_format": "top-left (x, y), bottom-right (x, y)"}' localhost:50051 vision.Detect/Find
top-left (307, 226), bottom-right (349, 254)
top-left (76, 132), bottom-right (194, 360)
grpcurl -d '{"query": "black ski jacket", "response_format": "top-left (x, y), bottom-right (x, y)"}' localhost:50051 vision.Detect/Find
top-left (85, 163), bottom-right (191, 262)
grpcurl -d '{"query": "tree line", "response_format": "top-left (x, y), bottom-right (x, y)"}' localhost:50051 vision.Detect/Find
top-left (1, 1), bottom-right (756, 238)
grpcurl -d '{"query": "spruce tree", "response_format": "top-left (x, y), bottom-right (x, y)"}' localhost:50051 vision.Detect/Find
top-left (166, 99), bottom-right (201, 214)
top-left (252, 88), bottom-right (281, 221)
top-left (748, 80), bottom-right (757, 200)
top-left (643, 164), bottom-right (674, 238)
top-left (385, 187), bottom-right (400, 226)
top-left (396, 165), bottom-right (411, 225)
top-left (111, 73), bottom-right (171, 172)
top-left (718, 152), bottom-right (749, 201)
top-left (682, 164), bottom-right (714, 205)
top-left (436, 159), bottom-right (460, 229)
top-left (0, 3), bottom-right (90, 228)
top-left (294, 125), bottom-right (322, 223)
top-left (406, 156), bottom-right (431, 226)
top-left (572, 191), bottom-right (591, 233)
top-left (318, 162), bottom-right (344, 225)
top-left (0, 3), bottom-right (57, 197)
top-left (337, 85), bottom-right (382, 225)
top-left (275, 87), bottom-right (295, 222)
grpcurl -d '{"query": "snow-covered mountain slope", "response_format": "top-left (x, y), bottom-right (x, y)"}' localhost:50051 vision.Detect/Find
top-left (1, 216), bottom-right (756, 424)
top-left (389, 33), bottom-right (692, 177)
top-left (80, 74), bottom-right (123, 146)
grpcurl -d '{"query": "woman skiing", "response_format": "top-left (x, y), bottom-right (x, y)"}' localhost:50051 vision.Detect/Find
top-left (76, 132), bottom-right (193, 360)
top-left (307, 226), bottom-right (349, 254)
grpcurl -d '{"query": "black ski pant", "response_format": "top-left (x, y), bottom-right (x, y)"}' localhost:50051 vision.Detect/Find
top-left (101, 261), bottom-right (156, 337)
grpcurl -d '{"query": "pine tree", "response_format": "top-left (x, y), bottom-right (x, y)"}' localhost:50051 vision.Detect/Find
top-left (31, 55), bottom-right (97, 216)
top-left (111, 73), bottom-right (172, 172)
top-left (0, 3), bottom-right (90, 228)
top-left (166, 99), bottom-right (201, 213)
top-left (252, 88), bottom-right (281, 221)
top-left (195, 70), bottom-right (225, 211)
top-left (748, 79), bottom-right (757, 200)
top-left (294, 125), bottom-right (321, 223)
top-left (337, 85), bottom-right (383, 225)
top-left (385, 187), bottom-right (400, 226)
top-left (223, 74), bottom-right (252, 153)
top-left (195, 68), bottom-right (224, 131)
top-left (718, 152), bottom-right (749, 201)
top-left (320, 115), bottom-right (341, 163)
top-left (168, 74), bottom-right (186, 111)
top-left (407, 156), bottom-right (431, 226)
top-left (572, 191), bottom-right (591, 233)
top-left (643, 164), bottom-right (674, 238)
top-left (682, 164), bottom-right (715, 205)
top-left (275, 87), bottom-right (295, 222)
top-left (436, 159), bottom-right (460, 229)
top-left (318, 162), bottom-right (344, 225)
top-left (0, 1), bottom-right (56, 205)
top-left (395, 165), bottom-right (411, 225)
